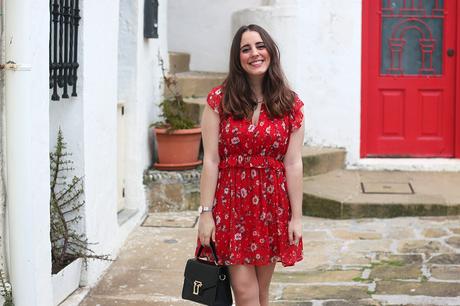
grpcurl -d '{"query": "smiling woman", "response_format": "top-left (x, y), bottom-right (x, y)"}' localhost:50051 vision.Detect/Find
top-left (192, 24), bottom-right (305, 306)
top-left (239, 32), bottom-right (271, 78)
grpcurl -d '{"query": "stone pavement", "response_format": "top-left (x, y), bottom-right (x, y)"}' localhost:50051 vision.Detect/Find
top-left (79, 212), bottom-right (460, 306)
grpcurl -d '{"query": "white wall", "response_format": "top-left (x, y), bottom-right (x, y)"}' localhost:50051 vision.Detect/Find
top-left (5, 0), bottom-right (53, 304)
top-left (79, 0), bottom-right (167, 286)
top-left (296, 0), bottom-right (362, 165)
top-left (168, 0), bottom-right (264, 72)
top-left (118, 0), bottom-right (167, 223)
top-left (49, 0), bottom-right (167, 288)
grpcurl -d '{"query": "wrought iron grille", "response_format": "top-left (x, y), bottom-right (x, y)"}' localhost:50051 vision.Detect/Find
top-left (49, 0), bottom-right (81, 101)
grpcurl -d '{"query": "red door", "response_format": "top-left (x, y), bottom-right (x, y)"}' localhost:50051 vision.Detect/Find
top-left (362, 0), bottom-right (458, 157)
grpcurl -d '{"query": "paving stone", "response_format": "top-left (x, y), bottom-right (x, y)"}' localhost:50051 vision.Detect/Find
top-left (272, 270), bottom-right (361, 283)
top-left (397, 240), bottom-right (452, 255)
top-left (302, 230), bottom-right (330, 240)
top-left (323, 300), bottom-right (381, 306)
top-left (282, 285), bottom-right (369, 300)
top-left (428, 254), bottom-right (460, 264)
top-left (142, 212), bottom-right (198, 228)
top-left (90, 269), bottom-right (184, 298)
top-left (302, 240), bottom-right (342, 253)
top-left (80, 297), bottom-right (196, 306)
top-left (375, 281), bottom-right (460, 296)
top-left (430, 266), bottom-right (460, 281)
top-left (281, 255), bottom-right (330, 272)
top-left (331, 230), bottom-right (382, 240)
top-left (335, 253), bottom-right (372, 266)
top-left (373, 253), bottom-right (423, 265)
top-left (347, 240), bottom-right (393, 253)
top-left (110, 227), bottom-right (196, 271)
top-left (445, 236), bottom-right (460, 249)
top-left (270, 302), bottom-right (313, 306)
top-left (449, 227), bottom-right (460, 235)
top-left (422, 228), bottom-right (449, 238)
top-left (385, 227), bottom-right (416, 239)
top-left (369, 264), bottom-right (421, 280)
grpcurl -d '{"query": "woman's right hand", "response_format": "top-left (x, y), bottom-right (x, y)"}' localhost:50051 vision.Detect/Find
top-left (197, 212), bottom-right (215, 246)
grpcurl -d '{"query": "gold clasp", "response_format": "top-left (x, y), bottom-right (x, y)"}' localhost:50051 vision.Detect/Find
top-left (193, 280), bottom-right (203, 295)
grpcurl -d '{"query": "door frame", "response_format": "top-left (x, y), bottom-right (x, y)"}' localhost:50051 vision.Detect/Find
top-left (360, 0), bottom-right (460, 158)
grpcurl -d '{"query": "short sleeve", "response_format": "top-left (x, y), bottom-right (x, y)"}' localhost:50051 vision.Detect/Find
top-left (206, 86), bottom-right (223, 114)
top-left (289, 95), bottom-right (304, 131)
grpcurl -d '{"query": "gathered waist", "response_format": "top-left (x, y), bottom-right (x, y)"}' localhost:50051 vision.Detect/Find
top-left (218, 155), bottom-right (284, 170)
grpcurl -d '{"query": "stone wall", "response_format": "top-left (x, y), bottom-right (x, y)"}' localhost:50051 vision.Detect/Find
top-left (144, 169), bottom-right (201, 212)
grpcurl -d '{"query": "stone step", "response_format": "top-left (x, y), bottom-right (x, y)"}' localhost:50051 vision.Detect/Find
top-left (164, 71), bottom-right (226, 99)
top-left (302, 169), bottom-right (460, 219)
top-left (302, 146), bottom-right (346, 176)
top-left (168, 51), bottom-right (190, 73)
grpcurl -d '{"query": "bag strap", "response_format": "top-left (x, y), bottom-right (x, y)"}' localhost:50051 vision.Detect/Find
top-left (196, 241), bottom-right (219, 265)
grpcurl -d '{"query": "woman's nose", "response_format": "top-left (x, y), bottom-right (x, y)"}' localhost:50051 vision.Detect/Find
top-left (249, 46), bottom-right (259, 56)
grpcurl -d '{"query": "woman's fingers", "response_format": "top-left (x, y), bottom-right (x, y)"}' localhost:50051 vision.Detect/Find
top-left (293, 230), bottom-right (302, 245)
top-left (199, 232), bottom-right (211, 246)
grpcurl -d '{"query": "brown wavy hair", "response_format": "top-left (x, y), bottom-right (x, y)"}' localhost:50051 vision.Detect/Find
top-left (221, 24), bottom-right (295, 120)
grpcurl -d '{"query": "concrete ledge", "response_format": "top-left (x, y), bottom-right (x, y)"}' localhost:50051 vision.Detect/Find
top-left (350, 158), bottom-right (460, 172)
top-left (168, 51), bottom-right (190, 74)
top-left (303, 169), bottom-right (460, 219)
top-left (302, 146), bottom-right (346, 176)
top-left (165, 71), bottom-right (226, 98)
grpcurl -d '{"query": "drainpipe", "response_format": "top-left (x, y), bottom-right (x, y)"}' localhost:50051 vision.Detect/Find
top-left (5, 0), bottom-right (53, 305)
top-left (0, 0), bottom-right (9, 295)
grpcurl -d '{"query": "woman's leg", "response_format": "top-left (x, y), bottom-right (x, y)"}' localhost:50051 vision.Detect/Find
top-left (255, 263), bottom-right (276, 306)
top-left (228, 265), bottom-right (260, 306)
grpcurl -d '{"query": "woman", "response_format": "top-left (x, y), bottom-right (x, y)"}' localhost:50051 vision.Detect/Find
top-left (197, 24), bottom-right (304, 306)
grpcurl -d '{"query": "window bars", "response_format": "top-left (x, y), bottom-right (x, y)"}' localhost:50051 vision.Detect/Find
top-left (49, 0), bottom-right (81, 101)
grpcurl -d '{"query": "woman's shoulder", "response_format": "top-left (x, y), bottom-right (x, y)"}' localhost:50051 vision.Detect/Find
top-left (288, 92), bottom-right (304, 131)
top-left (206, 85), bottom-right (224, 114)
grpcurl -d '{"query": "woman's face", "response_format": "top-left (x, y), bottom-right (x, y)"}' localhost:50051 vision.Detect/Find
top-left (239, 31), bottom-right (271, 79)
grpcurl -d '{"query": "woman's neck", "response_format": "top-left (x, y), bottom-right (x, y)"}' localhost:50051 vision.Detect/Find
top-left (249, 76), bottom-right (264, 99)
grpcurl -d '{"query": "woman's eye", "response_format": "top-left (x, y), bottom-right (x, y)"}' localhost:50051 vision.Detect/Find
top-left (257, 45), bottom-right (265, 49)
top-left (241, 48), bottom-right (250, 53)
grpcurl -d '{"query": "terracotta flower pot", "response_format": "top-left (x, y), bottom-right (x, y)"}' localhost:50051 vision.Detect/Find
top-left (153, 127), bottom-right (202, 170)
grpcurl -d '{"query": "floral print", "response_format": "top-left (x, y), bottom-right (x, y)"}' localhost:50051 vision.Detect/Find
top-left (197, 85), bottom-right (304, 267)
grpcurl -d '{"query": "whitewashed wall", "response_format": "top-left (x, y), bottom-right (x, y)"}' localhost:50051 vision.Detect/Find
top-left (168, 0), bottom-right (264, 72)
top-left (48, 0), bottom-right (168, 291)
top-left (297, 0), bottom-right (362, 165)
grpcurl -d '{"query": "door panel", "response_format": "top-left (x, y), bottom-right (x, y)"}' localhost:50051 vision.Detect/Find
top-left (362, 0), bottom-right (457, 157)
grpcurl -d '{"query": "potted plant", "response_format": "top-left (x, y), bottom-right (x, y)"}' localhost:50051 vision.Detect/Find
top-left (50, 129), bottom-right (110, 305)
top-left (151, 57), bottom-right (202, 170)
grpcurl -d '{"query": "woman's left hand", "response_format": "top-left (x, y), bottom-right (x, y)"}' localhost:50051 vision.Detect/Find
top-left (288, 217), bottom-right (303, 246)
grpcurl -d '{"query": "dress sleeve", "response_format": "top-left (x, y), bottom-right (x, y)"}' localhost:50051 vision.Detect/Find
top-left (289, 95), bottom-right (304, 131)
top-left (206, 86), bottom-right (223, 114)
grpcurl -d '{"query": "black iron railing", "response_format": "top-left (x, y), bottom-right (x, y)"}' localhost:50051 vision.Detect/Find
top-left (50, 0), bottom-right (81, 101)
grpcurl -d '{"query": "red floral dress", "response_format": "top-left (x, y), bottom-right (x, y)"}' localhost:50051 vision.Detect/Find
top-left (197, 85), bottom-right (304, 267)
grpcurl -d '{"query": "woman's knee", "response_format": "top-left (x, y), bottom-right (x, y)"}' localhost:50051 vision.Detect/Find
top-left (228, 265), bottom-right (260, 304)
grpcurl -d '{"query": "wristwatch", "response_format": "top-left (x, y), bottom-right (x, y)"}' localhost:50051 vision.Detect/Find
top-left (198, 206), bottom-right (213, 214)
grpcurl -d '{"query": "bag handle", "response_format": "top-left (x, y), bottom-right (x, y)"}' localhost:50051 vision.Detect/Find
top-left (196, 241), bottom-right (219, 265)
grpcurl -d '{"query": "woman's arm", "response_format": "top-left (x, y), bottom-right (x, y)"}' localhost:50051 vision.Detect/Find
top-left (283, 122), bottom-right (305, 245)
top-left (198, 104), bottom-right (220, 246)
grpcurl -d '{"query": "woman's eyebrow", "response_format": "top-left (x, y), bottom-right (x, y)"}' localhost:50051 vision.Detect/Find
top-left (240, 41), bottom-right (265, 49)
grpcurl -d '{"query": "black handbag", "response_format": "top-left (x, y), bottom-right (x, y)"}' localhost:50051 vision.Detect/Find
top-left (181, 241), bottom-right (233, 306)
